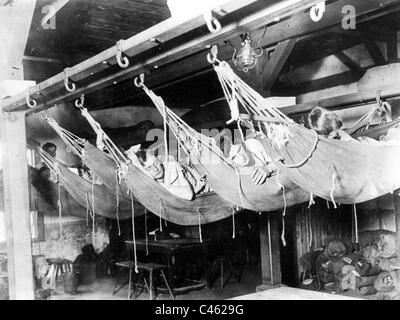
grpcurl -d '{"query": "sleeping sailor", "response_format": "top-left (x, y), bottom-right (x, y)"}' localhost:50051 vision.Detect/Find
top-left (126, 146), bottom-right (208, 201)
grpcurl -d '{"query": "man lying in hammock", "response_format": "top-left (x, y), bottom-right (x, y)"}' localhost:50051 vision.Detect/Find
top-left (127, 147), bottom-right (209, 201)
top-left (226, 135), bottom-right (278, 185)
top-left (305, 106), bottom-right (400, 144)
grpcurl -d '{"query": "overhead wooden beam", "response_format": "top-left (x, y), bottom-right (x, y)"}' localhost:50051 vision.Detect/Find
top-left (280, 82), bottom-right (400, 116)
top-left (334, 51), bottom-right (363, 72)
top-left (80, 0), bottom-right (400, 111)
top-left (387, 31), bottom-right (398, 63)
top-left (2, 0), bottom-right (329, 113)
top-left (276, 69), bottom-right (365, 96)
top-left (0, 0), bottom-right (37, 80)
top-left (261, 39), bottom-right (296, 96)
top-left (363, 39), bottom-right (387, 65)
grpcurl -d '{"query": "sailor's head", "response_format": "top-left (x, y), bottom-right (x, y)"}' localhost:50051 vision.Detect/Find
top-left (305, 106), bottom-right (343, 136)
top-left (38, 166), bottom-right (51, 180)
top-left (136, 148), bottom-right (164, 180)
top-left (229, 143), bottom-right (250, 166)
top-left (42, 142), bottom-right (57, 157)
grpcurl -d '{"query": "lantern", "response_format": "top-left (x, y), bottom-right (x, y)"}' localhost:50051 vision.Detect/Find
top-left (232, 33), bottom-right (263, 72)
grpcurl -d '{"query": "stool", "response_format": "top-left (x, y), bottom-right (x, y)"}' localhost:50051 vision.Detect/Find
top-left (134, 262), bottom-right (174, 300)
top-left (113, 261), bottom-right (136, 300)
top-left (46, 258), bottom-right (73, 280)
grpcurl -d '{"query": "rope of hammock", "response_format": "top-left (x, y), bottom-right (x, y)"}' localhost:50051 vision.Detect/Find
top-left (267, 213), bottom-right (274, 285)
top-left (115, 170), bottom-right (121, 236)
top-left (75, 103), bottom-right (129, 166)
top-left (232, 207), bottom-right (236, 239)
top-left (197, 210), bottom-right (203, 243)
top-left (346, 101), bottom-right (393, 135)
top-left (130, 194), bottom-right (138, 273)
top-left (353, 204), bottom-right (359, 244)
top-left (278, 131), bottom-right (319, 168)
top-left (57, 183), bottom-right (64, 259)
top-left (330, 166), bottom-right (338, 209)
top-left (91, 178), bottom-right (96, 248)
top-left (45, 117), bottom-right (85, 158)
top-left (144, 208), bottom-right (149, 256)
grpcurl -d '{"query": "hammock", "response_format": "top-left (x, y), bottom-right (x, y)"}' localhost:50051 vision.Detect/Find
top-left (135, 80), bottom-right (310, 212)
top-left (210, 58), bottom-right (400, 204)
top-left (28, 166), bottom-right (88, 216)
top-left (38, 149), bottom-right (136, 219)
top-left (74, 99), bottom-right (236, 225)
top-left (45, 116), bottom-right (132, 205)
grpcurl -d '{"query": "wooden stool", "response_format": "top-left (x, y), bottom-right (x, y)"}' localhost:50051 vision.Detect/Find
top-left (113, 261), bottom-right (136, 300)
top-left (46, 258), bottom-right (73, 280)
top-left (134, 262), bottom-right (174, 300)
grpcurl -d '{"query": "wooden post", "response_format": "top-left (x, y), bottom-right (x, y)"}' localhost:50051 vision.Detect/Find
top-left (258, 212), bottom-right (281, 290)
top-left (392, 191), bottom-right (400, 243)
top-left (0, 107), bottom-right (35, 300)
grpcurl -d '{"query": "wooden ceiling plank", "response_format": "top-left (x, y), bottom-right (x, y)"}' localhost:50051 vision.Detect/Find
top-left (261, 38), bottom-right (296, 95)
top-left (280, 82), bottom-right (400, 115)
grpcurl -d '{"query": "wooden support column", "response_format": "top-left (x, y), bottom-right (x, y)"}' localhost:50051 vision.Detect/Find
top-left (392, 191), bottom-right (400, 243)
top-left (258, 212), bottom-right (281, 289)
top-left (261, 39), bottom-right (296, 96)
top-left (0, 106), bottom-right (34, 300)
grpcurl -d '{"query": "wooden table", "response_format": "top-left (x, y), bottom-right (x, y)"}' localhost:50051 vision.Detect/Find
top-left (126, 238), bottom-right (209, 296)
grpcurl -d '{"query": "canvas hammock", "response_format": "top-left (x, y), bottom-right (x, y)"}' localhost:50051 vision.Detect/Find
top-left (45, 116), bottom-right (133, 209)
top-left (37, 148), bottom-right (136, 219)
top-left (209, 57), bottom-right (400, 204)
top-left (73, 98), bottom-right (236, 226)
top-left (134, 77), bottom-right (311, 212)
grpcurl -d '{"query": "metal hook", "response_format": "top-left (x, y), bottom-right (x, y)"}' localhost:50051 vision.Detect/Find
top-left (116, 40), bottom-right (130, 68)
top-left (207, 45), bottom-right (219, 65)
top-left (134, 73), bottom-right (145, 88)
top-left (64, 68), bottom-right (76, 92)
top-left (204, 11), bottom-right (221, 34)
top-left (26, 87), bottom-right (37, 108)
top-left (40, 112), bottom-right (49, 121)
top-left (75, 94), bottom-right (85, 108)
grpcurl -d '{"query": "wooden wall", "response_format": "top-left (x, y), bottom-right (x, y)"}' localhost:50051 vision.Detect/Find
top-left (288, 200), bottom-right (354, 284)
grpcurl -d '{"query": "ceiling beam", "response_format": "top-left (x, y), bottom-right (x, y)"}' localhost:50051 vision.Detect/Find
top-left (261, 38), bottom-right (297, 96)
top-left (0, 0), bottom-right (37, 80)
top-left (6, 0), bottom-right (317, 113)
top-left (363, 38), bottom-right (387, 65)
top-left (334, 51), bottom-right (363, 72)
top-left (91, 0), bottom-right (400, 111)
top-left (280, 82), bottom-right (400, 116)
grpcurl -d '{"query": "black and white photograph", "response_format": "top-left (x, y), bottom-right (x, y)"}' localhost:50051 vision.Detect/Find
top-left (1, 0), bottom-right (400, 307)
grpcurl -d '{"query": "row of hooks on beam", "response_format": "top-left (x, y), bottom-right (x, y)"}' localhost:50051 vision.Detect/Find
top-left (22, 9), bottom-right (225, 112)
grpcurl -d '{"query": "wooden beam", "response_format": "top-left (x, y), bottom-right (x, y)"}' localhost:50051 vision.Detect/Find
top-left (334, 51), bottom-right (363, 72)
top-left (363, 39), bottom-right (387, 65)
top-left (92, 0), bottom-right (400, 111)
top-left (387, 31), bottom-right (398, 63)
top-left (0, 103), bottom-right (34, 300)
top-left (259, 213), bottom-right (281, 287)
top-left (281, 82), bottom-right (400, 116)
top-left (393, 192), bottom-right (400, 243)
top-left (276, 70), bottom-right (365, 96)
top-left (261, 39), bottom-right (296, 95)
top-left (2, 0), bottom-right (326, 113)
top-left (0, 0), bottom-right (37, 80)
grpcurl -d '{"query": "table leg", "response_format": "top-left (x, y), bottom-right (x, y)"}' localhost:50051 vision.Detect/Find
top-left (127, 269), bottom-right (132, 300)
top-left (149, 270), bottom-right (153, 300)
top-left (167, 255), bottom-right (175, 297)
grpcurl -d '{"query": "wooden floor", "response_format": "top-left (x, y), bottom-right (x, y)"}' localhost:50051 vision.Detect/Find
top-left (230, 286), bottom-right (364, 300)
